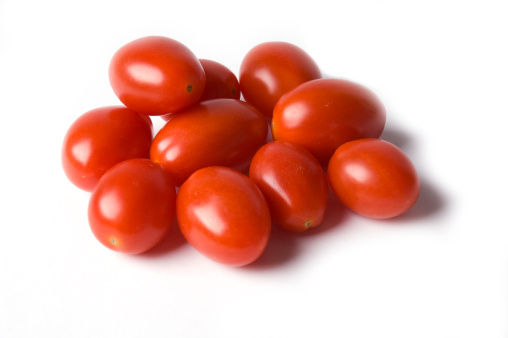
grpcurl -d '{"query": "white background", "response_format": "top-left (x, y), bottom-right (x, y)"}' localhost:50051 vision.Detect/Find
top-left (1, 0), bottom-right (507, 337)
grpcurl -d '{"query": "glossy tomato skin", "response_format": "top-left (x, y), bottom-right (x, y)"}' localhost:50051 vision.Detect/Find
top-left (328, 138), bottom-right (420, 219)
top-left (160, 59), bottom-right (241, 122)
top-left (109, 36), bottom-right (205, 116)
top-left (272, 78), bottom-right (386, 165)
top-left (151, 99), bottom-right (267, 186)
top-left (249, 141), bottom-right (328, 232)
top-left (177, 166), bottom-right (271, 266)
top-left (88, 158), bottom-right (176, 254)
top-left (239, 41), bottom-right (321, 118)
top-left (62, 106), bottom-right (153, 192)
top-left (199, 59), bottom-right (241, 101)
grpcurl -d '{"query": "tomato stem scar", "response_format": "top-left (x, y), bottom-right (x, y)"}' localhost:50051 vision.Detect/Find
top-left (187, 84), bottom-right (193, 92)
top-left (305, 220), bottom-right (311, 227)
top-left (110, 238), bottom-right (117, 245)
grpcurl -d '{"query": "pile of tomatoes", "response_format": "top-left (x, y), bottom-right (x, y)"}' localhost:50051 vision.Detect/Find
top-left (62, 36), bottom-right (420, 266)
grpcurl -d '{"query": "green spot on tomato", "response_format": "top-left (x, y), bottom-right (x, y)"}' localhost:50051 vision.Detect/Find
top-left (271, 120), bottom-right (277, 140)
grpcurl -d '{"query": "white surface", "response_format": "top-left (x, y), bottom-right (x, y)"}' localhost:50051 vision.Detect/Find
top-left (1, 0), bottom-right (507, 337)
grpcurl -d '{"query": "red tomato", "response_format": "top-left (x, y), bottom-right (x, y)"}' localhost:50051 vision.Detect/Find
top-left (160, 59), bottom-right (241, 122)
top-left (177, 166), bottom-right (271, 266)
top-left (150, 99), bottom-right (267, 186)
top-left (62, 106), bottom-right (153, 192)
top-left (88, 158), bottom-right (176, 254)
top-left (239, 41), bottom-right (321, 118)
top-left (328, 138), bottom-right (420, 219)
top-left (199, 59), bottom-right (240, 101)
top-left (249, 141), bottom-right (328, 232)
top-left (272, 78), bottom-right (386, 165)
top-left (109, 36), bottom-right (205, 116)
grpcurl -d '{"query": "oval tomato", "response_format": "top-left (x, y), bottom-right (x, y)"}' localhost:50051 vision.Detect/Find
top-left (160, 59), bottom-right (241, 122)
top-left (328, 138), bottom-right (420, 219)
top-left (272, 78), bottom-right (386, 165)
top-left (109, 36), bottom-right (205, 116)
top-left (199, 59), bottom-right (240, 101)
top-left (62, 106), bottom-right (153, 192)
top-left (239, 41), bottom-right (321, 118)
top-left (249, 141), bottom-right (328, 232)
top-left (177, 166), bottom-right (271, 266)
top-left (150, 99), bottom-right (267, 186)
top-left (88, 158), bottom-right (176, 254)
